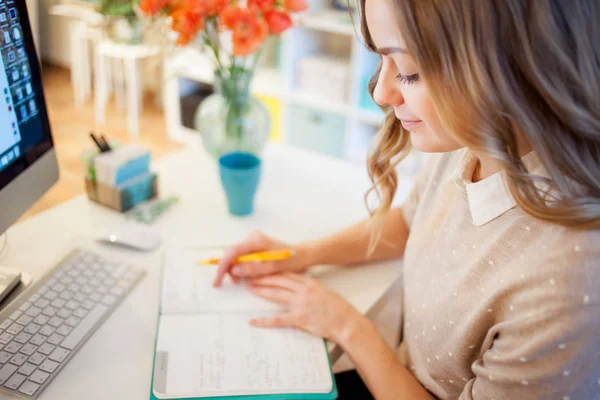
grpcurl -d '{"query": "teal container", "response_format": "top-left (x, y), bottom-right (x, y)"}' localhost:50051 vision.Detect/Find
top-left (218, 152), bottom-right (261, 216)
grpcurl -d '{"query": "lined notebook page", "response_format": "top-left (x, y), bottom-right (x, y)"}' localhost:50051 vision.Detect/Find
top-left (161, 248), bottom-right (285, 314)
top-left (154, 314), bottom-right (333, 398)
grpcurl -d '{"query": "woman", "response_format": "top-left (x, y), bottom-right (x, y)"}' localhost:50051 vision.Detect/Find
top-left (213, 0), bottom-right (600, 398)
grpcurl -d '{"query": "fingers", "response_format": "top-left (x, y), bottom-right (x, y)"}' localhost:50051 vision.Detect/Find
top-left (247, 273), bottom-right (305, 293)
top-left (247, 285), bottom-right (294, 305)
top-left (213, 232), bottom-right (269, 287)
top-left (249, 313), bottom-right (298, 328)
top-left (231, 261), bottom-right (281, 279)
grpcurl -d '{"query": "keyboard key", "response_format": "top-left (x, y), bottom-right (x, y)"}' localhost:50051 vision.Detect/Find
top-left (42, 306), bottom-right (58, 317)
top-left (46, 334), bottom-right (64, 346)
top-left (0, 320), bottom-right (12, 330)
top-left (52, 299), bottom-right (66, 309)
top-left (27, 352), bottom-right (45, 365)
top-left (0, 351), bottom-right (12, 363)
top-left (89, 293), bottom-right (102, 302)
top-left (34, 298), bottom-right (50, 309)
top-left (16, 315), bottom-right (33, 326)
top-left (39, 359), bottom-right (59, 374)
top-left (0, 333), bottom-right (15, 344)
top-left (17, 362), bottom-right (36, 376)
top-left (23, 323), bottom-right (41, 335)
top-left (29, 294), bottom-right (40, 303)
top-left (9, 353), bottom-right (28, 366)
top-left (82, 299), bottom-right (96, 310)
top-left (38, 325), bottom-right (54, 336)
top-left (38, 285), bottom-right (48, 295)
top-left (60, 291), bottom-right (74, 301)
top-left (25, 306), bottom-right (42, 317)
top-left (61, 304), bottom-right (109, 351)
top-left (29, 369), bottom-right (50, 385)
top-left (52, 283), bottom-right (66, 293)
top-left (110, 287), bottom-right (125, 297)
top-left (112, 264), bottom-right (130, 279)
top-left (71, 283), bottom-right (82, 292)
top-left (38, 343), bottom-right (55, 356)
top-left (29, 334), bottom-right (45, 346)
top-left (65, 301), bottom-right (78, 310)
top-left (74, 293), bottom-right (86, 302)
top-left (59, 276), bottom-right (74, 285)
top-left (0, 363), bottom-right (17, 385)
top-left (48, 317), bottom-right (64, 328)
top-left (10, 310), bottom-right (22, 321)
top-left (6, 323), bottom-right (23, 335)
top-left (14, 333), bottom-right (32, 345)
top-left (43, 291), bottom-right (58, 301)
top-left (48, 347), bottom-right (69, 363)
top-left (18, 380), bottom-right (41, 396)
top-left (4, 341), bottom-right (22, 353)
top-left (47, 278), bottom-right (58, 287)
top-left (56, 325), bottom-right (72, 336)
top-left (96, 286), bottom-right (109, 295)
top-left (73, 308), bottom-right (88, 319)
top-left (64, 316), bottom-right (80, 327)
top-left (57, 309), bottom-right (71, 319)
top-left (4, 372), bottom-right (26, 390)
top-left (89, 278), bottom-right (101, 287)
top-left (33, 315), bottom-right (49, 326)
top-left (75, 277), bottom-right (87, 285)
top-left (18, 302), bottom-right (32, 312)
top-left (18, 343), bottom-right (37, 356)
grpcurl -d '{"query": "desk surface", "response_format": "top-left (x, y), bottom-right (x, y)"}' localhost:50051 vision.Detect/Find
top-left (2, 142), bottom-right (413, 399)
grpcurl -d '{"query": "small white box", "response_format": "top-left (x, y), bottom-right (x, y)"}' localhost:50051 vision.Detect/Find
top-left (297, 55), bottom-right (350, 104)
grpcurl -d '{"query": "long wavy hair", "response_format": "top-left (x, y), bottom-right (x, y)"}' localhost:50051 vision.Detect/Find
top-left (360, 0), bottom-right (600, 253)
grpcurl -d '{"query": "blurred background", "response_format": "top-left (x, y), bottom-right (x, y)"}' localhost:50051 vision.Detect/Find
top-left (23, 0), bottom-right (424, 220)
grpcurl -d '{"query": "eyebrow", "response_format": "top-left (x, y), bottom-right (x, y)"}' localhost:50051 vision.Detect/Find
top-left (374, 47), bottom-right (408, 55)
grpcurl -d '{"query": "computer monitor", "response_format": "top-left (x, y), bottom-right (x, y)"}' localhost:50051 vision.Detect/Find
top-left (0, 0), bottom-right (58, 235)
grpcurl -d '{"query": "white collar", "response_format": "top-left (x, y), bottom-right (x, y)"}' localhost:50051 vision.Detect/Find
top-left (449, 149), bottom-right (543, 226)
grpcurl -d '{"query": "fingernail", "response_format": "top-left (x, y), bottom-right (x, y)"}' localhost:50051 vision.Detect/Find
top-left (232, 266), bottom-right (242, 276)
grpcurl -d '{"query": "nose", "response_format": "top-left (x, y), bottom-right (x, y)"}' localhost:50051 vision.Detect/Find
top-left (373, 59), bottom-right (404, 108)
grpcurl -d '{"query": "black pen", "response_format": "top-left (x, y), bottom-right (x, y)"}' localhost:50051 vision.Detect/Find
top-left (99, 134), bottom-right (111, 152)
top-left (90, 132), bottom-right (105, 152)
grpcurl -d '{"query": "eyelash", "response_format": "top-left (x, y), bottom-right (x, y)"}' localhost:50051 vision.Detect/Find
top-left (395, 73), bottom-right (420, 85)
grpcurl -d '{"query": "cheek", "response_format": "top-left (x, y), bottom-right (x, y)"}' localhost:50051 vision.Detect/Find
top-left (404, 86), bottom-right (462, 152)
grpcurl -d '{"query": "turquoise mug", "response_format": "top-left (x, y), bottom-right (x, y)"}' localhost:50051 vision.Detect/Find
top-left (218, 152), bottom-right (261, 216)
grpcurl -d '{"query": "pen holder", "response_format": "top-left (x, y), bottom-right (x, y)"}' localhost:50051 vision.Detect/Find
top-left (85, 172), bottom-right (159, 212)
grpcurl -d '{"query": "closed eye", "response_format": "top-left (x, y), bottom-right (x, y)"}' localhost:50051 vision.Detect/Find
top-left (395, 73), bottom-right (420, 85)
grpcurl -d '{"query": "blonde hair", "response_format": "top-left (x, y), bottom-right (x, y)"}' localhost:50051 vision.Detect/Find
top-left (359, 0), bottom-right (600, 253)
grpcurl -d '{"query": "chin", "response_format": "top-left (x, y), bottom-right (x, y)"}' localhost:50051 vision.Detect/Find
top-left (409, 130), bottom-right (451, 153)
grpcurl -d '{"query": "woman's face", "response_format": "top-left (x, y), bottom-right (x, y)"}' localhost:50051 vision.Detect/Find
top-left (366, 0), bottom-right (462, 153)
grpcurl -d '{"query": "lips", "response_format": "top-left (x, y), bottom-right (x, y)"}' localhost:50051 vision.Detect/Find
top-left (400, 119), bottom-right (422, 130)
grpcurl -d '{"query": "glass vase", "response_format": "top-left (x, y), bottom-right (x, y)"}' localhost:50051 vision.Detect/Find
top-left (194, 71), bottom-right (270, 159)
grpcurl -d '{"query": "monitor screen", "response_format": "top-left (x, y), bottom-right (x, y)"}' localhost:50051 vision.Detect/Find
top-left (0, 0), bottom-right (53, 190)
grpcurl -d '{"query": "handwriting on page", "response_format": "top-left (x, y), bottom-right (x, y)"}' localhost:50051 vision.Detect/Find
top-left (156, 314), bottom-right (333, 397)
top-left (161, 249), bottom-right (285, 314)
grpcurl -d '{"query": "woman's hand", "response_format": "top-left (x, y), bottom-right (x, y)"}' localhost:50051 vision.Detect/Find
top-left (213, 231), bottom-right (316, 287)
top-left (246, 272), bottom-right (362, 342)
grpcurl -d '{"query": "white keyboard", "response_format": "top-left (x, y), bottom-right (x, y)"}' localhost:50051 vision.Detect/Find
top-left (0, 249), bottom-right (145, 399)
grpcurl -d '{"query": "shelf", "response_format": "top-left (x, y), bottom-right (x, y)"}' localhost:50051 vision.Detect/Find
top-left (297, 10), bottom-right (356, 36)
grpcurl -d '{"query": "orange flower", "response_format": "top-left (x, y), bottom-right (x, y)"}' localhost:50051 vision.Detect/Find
top-left (264, 10), bottom-right (292, 34)
top-left (284, 0), bottom-right (308, 12)
top-left (171, 9), bottom-right (204, 45)
top-left (204, 0), bottom-right (228, 15)
top-left (221, 6), bottom-right (268, 55)
top-left (139, 0), bottom-right (170, 15)
top-left (248, 0), bottom-right (275, 12)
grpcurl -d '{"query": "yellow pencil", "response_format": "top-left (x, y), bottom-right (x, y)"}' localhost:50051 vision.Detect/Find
top-left (198, 249), bottom-right (295, 265)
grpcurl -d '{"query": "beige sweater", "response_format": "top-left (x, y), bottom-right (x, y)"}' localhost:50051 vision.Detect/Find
top-left (396, 149), bottom-right (600, 400)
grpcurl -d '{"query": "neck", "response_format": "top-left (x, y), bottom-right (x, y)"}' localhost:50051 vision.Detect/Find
top-left (472, 143), bottom-right (533, 183)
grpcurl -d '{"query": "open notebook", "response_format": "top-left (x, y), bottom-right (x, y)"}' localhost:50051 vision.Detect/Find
top-left (150, 247), bottom-right (338, 400)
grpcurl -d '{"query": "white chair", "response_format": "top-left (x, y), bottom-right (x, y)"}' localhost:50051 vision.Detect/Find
top-left (94, 41), bottom-right (160, 138)
top-left (49, 3), bottom-right (104, 108)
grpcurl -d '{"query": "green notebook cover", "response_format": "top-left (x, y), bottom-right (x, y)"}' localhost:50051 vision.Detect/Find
top-left (148, 254), bottom-right (338, 400)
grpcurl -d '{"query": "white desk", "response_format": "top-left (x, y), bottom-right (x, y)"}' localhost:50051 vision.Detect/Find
top-left (2, 143), bottom-right (414, 399)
